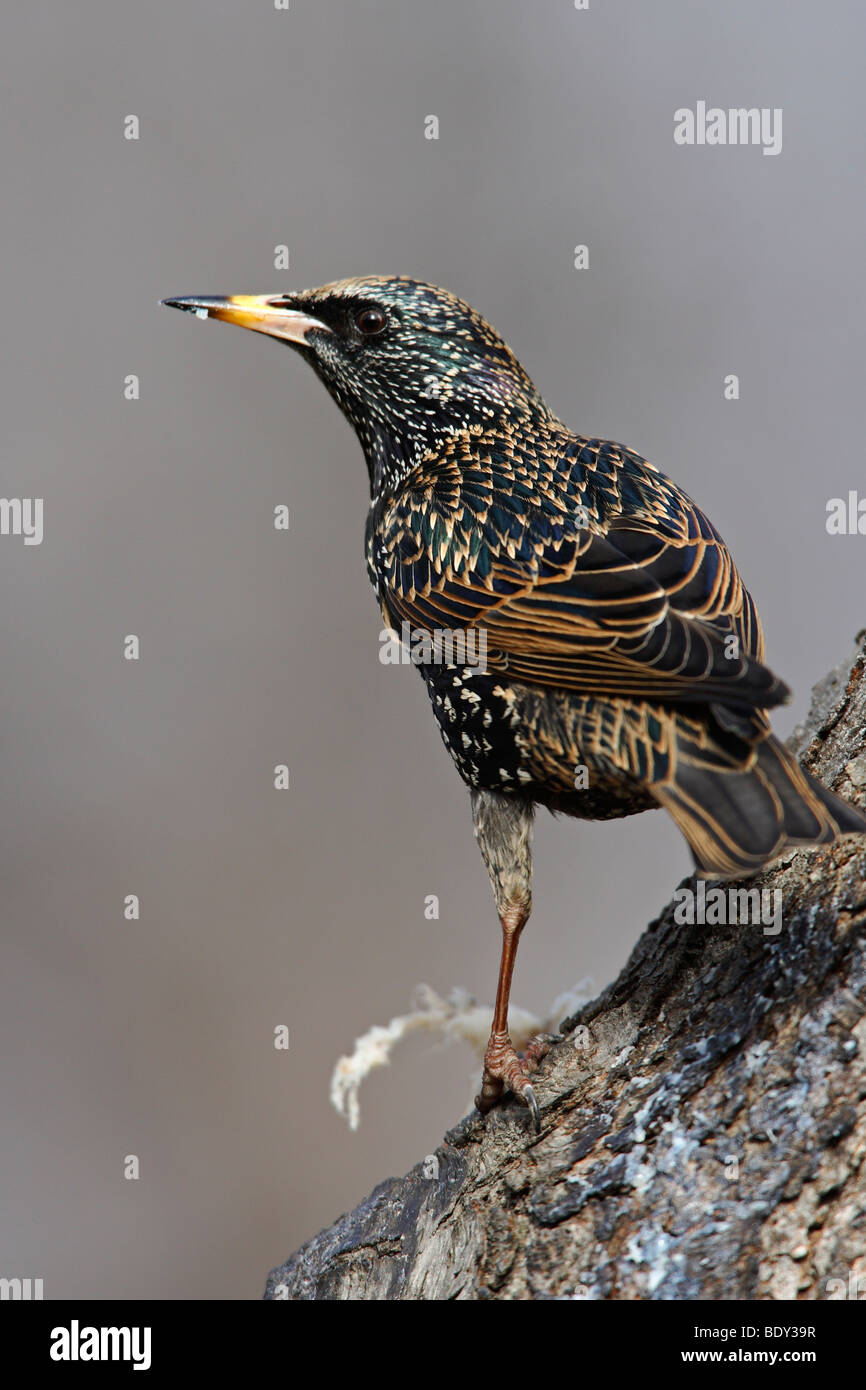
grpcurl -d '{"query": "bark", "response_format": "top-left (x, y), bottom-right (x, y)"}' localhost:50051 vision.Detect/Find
top-left (265, 636), bottom-right (866, 1300)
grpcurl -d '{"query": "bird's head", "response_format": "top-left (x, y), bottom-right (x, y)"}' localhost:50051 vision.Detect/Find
top-left (163, 276), bottom-right (553, 495)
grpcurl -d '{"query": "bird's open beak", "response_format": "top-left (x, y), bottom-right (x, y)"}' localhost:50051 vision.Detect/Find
top-left (161, 294), bottom-right (329, 345)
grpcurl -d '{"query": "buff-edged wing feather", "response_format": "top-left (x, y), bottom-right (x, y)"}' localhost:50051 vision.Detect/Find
top-left (371, 422), bottom-right (787, 709)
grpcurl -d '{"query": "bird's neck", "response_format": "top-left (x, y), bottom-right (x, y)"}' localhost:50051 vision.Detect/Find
top-left (364, 397), bottom-right (560, 502)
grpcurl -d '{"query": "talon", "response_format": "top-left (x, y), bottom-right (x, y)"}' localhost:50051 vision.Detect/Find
top-left (475, 1028), bottom-right (552, 1126)
top-left (523, 1083), bottom-right (540, 1133)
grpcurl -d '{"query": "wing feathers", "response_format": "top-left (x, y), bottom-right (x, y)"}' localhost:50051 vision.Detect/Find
top-left (374, 424), bottom-right (786, 708)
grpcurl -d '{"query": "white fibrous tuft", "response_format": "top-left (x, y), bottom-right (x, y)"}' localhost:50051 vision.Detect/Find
top-left (329, 979), bottom-right (595, 1130)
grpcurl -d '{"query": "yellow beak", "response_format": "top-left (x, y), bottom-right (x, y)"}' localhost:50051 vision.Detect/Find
top-left (161, 294), bottom-right (329, 345)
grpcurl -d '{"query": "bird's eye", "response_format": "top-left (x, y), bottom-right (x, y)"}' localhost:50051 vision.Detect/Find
top-left (355, 307), bottom-right (387, 337)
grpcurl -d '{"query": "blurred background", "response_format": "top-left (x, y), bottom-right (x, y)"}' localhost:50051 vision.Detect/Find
top-left (1, 0), bottom-right (864, 1299)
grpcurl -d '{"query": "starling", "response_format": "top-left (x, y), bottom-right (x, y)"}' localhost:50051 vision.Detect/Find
top-left (163, 278), bottom-right (866, 1131)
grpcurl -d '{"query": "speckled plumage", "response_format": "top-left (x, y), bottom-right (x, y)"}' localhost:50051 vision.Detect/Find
top-left (166, 275), bottom-right (866, 1127)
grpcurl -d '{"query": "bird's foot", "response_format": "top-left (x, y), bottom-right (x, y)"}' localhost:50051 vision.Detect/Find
top-left (474, 1029), bottom-right (560, 1132)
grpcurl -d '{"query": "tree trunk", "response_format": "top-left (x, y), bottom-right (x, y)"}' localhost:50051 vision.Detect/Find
top-left (265, 637), bottom-right (866, 1301)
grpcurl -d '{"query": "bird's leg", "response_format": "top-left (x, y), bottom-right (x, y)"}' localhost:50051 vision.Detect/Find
top-left (471, 790), bottom-right (553, 1131)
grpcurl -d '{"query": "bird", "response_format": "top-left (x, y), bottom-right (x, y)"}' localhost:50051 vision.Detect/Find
top-left (163, 276), bottom-right (866, 1131)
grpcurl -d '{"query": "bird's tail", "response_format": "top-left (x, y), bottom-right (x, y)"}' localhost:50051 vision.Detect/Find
top-left (653, 708), bottom-right (866, 879)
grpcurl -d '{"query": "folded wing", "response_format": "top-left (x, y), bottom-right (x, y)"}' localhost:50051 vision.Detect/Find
top-left (375, 432), bottom-right (788, 709)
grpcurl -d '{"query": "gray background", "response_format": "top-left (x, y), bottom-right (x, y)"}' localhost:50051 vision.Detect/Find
top-left (2, 0), bottom-right (864, 1299)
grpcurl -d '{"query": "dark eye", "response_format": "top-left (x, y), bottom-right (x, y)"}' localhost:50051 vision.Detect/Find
top-left (355, 307), bottom-right (387, 336)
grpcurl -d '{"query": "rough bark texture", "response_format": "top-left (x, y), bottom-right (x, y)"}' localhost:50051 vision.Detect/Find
top-left (265, 637), bottom-right (866, 1300)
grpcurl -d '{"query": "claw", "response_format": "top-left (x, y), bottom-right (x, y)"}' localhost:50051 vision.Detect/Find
top-left (475, 1028), bottom-right (555, 1128)
top-left (523, 1083), bottom-right (540, 1133)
